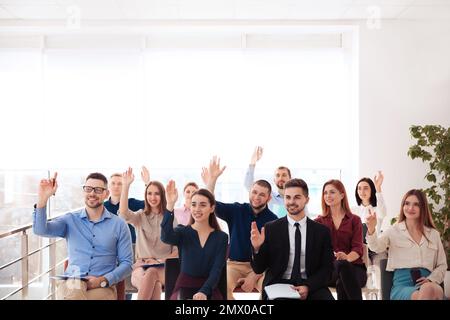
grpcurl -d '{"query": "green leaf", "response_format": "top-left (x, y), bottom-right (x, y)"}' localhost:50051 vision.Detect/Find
top-left (408, 124), bottom-right (450, 267)
top-left (426, 173), bottom-right (436, 183)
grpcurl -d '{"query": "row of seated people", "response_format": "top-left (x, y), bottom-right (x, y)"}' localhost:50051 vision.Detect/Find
top-left (32, 153), bottom-right (447, 300)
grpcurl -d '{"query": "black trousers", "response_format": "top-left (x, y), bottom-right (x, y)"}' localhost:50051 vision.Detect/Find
top-left (329, 260), bottom-right (367, 300)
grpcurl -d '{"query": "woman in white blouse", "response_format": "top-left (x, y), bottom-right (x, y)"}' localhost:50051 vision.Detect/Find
top-left (366, 189), bottom-right (447, 300)
top-left (352, 171), bottom-right (387, 236)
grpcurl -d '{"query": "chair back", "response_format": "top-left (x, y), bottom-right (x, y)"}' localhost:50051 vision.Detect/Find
top-left (380, 258), bottom-right (393, 300)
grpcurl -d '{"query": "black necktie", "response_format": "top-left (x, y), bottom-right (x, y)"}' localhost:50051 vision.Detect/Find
top-left (291, 222), bottom-right (301, 284)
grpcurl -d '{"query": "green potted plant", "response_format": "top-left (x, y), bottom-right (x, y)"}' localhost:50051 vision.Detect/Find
top-left (407, 125), bottom-right (449, 295)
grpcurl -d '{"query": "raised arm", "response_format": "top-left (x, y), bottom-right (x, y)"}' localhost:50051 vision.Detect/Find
top-left (160, 180), bottom-right (182, 246)
top-left (244, 146), bottom-right (263, 191)
top-left (374, 170), bottom-right (384, 193)
top-left (374, 171), bottom-right (387, 225)
top-left (140, 165), bottom-right (151, 186)
top-left (33, 172), bottom-right (67, 238)
top-left (37, 172), bottom-right (58, 209)
top-left (203, 156), bottom-right (226, 195)
top-left (251, 221), bottom-right (270, 274)
top-left (366, 209), bottom-right (390, 253)
top-left (118, 167), bottom-right (141, 226)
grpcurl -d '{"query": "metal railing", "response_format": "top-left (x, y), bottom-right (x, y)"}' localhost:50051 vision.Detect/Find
top-left (0, 211), bottom-right (68, 300)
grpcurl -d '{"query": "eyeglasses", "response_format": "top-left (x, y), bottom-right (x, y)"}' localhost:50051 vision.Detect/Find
top-left (82, 186), bottom-right (106, 194)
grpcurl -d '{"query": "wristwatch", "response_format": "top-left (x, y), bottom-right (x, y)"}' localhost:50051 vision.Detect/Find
top-left (100, 279), bottom-right (109, 288)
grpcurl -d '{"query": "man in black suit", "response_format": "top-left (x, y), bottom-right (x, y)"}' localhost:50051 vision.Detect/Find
top-left (251, 178), bottom-right (334, 300)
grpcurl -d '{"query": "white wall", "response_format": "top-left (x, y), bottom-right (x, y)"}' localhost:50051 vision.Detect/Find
top-left (359, 20), bottom-right (450, 223)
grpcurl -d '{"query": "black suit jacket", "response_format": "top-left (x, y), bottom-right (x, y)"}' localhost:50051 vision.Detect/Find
top-left (251, 216), bottom-right (333, 298)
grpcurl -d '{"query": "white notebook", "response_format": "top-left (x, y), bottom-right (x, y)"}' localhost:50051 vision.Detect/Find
top-left (50, 275), bottom-right (88, 281)
top-left (264, 283), bottom-right (301, 300)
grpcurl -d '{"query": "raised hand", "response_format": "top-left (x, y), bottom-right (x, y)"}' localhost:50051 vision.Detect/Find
top-left (201, 167), bottom-right (210, 186)
top-left (208, 156), bottom-right (226, 179)
top-left (122, 167), bottom-right (135, 187)
top-left (250, 146), bottom-right (263, 165)
top-left (365, 208), bottom-right (377, 235)
top-left (141, 166), bottom-right (150, 185)
top-left (37, 172), bottom-right (58, 207)
top-left (374, 171), bottom-right (384, 192)
top-left (165, 180), bottom-right (178, 211)
top-left (250, 221), bottom-right (265, 252)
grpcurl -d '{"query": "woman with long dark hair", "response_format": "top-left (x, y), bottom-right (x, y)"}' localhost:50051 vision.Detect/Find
top-left (352, 171), bottom-right (387, 237)
top-left (161, 181), bottom-right (228, 300)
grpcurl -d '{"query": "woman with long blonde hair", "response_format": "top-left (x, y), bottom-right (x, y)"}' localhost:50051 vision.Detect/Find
top-left (118, 167), bottom-right (178, 300)
top-left (366, 189), bottom-right (447, 300)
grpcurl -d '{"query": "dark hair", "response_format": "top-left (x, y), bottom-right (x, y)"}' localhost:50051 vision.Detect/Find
top-left (253, 179), bottom-right (272, 194)
top-left (276, 166), bottom-right (291, 179)
top-left (284, 178), bottom-right (309, 197)
top-left (85, 172), bottom-right (108, 187)
top-left (398, 189), bottom-right (436, 241)
top-left (143, 181), bottom-right (166, 215)
top-left (321, 179), bottom-right (351, 216)
top-left (355, 178), bottom-right (377, 207)
top-left (188, 189), bottom-right (221, 231)
top-left (183, 182), bottom-right (199, 192)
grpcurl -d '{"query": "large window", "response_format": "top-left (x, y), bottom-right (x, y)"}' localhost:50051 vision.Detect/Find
top-left (1, 27), bottom-right (357, 220)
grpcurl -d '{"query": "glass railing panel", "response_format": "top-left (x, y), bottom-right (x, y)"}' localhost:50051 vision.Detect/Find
top-left (0, 261), bottom-right (21, 299)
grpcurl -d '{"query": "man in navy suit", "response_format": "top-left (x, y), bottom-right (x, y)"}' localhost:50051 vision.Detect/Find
top-left (251, 178), bottom-right (334, 300)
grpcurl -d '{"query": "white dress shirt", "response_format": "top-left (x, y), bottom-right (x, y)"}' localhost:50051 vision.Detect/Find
top-left (282, 215), bottom-right (308, 280)
top-left (351, 192), bottom-right (387, 234)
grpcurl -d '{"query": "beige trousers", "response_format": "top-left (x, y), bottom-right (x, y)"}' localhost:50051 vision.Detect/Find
top-left (55, 279), bottom-right (117, 300)
top-left (227, 260), bottom-right (264, 300)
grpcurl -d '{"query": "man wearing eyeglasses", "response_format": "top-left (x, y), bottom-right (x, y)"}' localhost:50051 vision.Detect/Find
top-left (33, 172), bottom-right (133, 300)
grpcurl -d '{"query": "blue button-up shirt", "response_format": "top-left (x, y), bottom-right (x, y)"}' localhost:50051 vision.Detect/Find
top-left (33, 206), bottom-right (133, 285)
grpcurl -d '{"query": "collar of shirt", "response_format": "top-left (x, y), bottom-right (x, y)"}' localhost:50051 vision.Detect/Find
top-left (144, 211), bottom-right (163, 221)
top-left (286, 214), bottom-right (307, 228)
top-left (80, 207), bottom-right (112, 222)
top-left (105, 197), bottom-right (119, 206)
top-left (247, 203), bottom-right (269, 218)
top-left (322, 210), bottom-right (353, 221)
top-left (274, 192), bottom-right (283, 199)
top-left (397, 221), bottom-right (431, 245)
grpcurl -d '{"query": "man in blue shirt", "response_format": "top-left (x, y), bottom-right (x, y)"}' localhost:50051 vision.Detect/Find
top-left (33, 172), bottom-right (133, 300)
top-left (244, 146), bottom-right (291, 217)
top-left (204, 157), bottom-right (278, 300)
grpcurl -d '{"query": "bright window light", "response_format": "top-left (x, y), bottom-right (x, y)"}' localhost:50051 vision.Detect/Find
top-left (0, 32), bottom-right (356, 215)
